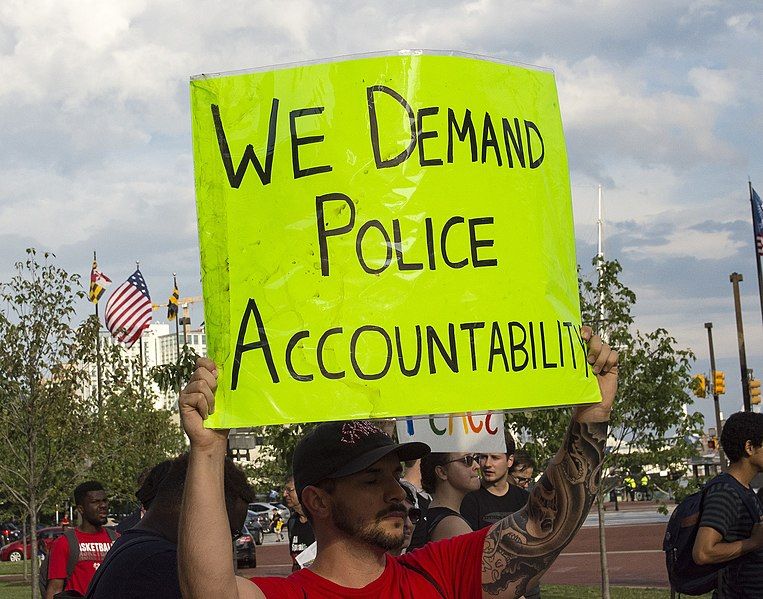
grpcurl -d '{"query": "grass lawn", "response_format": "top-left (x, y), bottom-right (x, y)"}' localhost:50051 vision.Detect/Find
top-left (0, 563), bottom-right (24, 576)
top-left (0, 581), bottom-right (30, 599)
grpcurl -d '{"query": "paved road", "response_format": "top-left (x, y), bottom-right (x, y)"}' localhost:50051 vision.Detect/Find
top-left (243, 516), bottom-right (671, 588)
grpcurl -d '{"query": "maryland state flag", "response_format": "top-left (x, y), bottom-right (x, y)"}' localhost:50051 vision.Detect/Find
top-left (168, 276), bottom-right (179, 320)
top-left (89, 260), bottom-right (112, 304)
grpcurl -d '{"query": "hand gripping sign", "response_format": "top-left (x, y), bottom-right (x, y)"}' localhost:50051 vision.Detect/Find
top-left (190, 50), bottom-right (600, 428)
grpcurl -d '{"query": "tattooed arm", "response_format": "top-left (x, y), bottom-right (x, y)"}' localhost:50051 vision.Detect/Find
top-left (481, 327), bottom-right (618, 598)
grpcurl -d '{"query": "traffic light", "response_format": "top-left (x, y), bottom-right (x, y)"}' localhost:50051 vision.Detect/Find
top-left (750, 379), bottom-right (761, 405)
top-left (692, 374), bottom-right (707, 398)
top-left (713, 371), bottom-right (726, 395)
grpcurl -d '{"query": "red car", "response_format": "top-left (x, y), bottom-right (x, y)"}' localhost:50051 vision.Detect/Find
top-left (0, 527), bottom-right (63, 562)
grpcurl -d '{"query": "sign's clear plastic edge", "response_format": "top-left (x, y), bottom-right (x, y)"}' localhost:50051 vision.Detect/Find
top-left (190, 48), bottom-right (553, 81)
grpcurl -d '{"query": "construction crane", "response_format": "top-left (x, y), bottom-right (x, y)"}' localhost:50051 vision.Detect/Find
top-left (151, 295), bottom-right (203, 344)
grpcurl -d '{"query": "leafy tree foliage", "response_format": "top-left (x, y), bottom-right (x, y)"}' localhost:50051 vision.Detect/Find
top-left (0, 250), bottom-right (184, 597)
top-left (509, 256), bottom-right (703, 599)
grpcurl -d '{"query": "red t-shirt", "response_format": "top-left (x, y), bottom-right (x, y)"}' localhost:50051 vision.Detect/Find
top-left (47, 528), bottom-right (117, 594)
top-left (252, 527), bottom-right (489, 598)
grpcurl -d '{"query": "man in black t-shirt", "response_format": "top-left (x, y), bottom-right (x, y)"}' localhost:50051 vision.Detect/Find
top-left (283, 475), bottom-right (315, 570)
top-left (88, 454), bottom-right (254, 599)
top-left (693, 411), bottom-right (763, 599)
top-left (460, 431), bottom-right (527, 530)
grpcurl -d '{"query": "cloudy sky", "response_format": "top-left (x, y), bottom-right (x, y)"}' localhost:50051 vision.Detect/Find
top-left (1, 0), bottom-right (761, 427)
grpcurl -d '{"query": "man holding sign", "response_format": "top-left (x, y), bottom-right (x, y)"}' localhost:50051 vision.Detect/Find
top-left (177, 326), bottom-right (617, 598)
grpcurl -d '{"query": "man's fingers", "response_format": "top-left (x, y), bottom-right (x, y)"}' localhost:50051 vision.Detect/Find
top-left (584, 331), bottom-right (618, 375)
top-left (195, 356), bottom-right (218, 376)
top-left (581, 325), bottom-right (593, 342)
top-left (181, 382), bottom-right (212, 420)
top-left (181, 378), bottom-right (216, 418)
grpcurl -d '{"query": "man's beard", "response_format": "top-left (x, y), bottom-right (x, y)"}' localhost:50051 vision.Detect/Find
top-left (330, 500), bottom-right (406, 551)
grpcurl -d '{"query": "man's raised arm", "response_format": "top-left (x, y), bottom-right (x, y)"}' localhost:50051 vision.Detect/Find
top-left (481, 327), bottom-right (617, 597)
top-left (177, 358), bottom-right (264, 599)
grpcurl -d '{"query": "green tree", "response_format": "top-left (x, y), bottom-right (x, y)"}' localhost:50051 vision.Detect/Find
top-left (87, 339), bottom-right (185, 504)
top-left (0, 250), bottom-right (102, 599)
top-left (0, 250), bottom-right (187, 598)
top-left (509, 257), bottom-right (703, 599)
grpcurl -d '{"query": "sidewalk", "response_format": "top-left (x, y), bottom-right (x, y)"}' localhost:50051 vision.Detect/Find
top-left (601, 500), bottom-right (671, 512)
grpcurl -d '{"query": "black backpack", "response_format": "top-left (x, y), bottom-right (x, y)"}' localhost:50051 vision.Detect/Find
top-left (39, 528), bottom-right (118, 597)
top-left (663, 473), bottom-right (761, 596)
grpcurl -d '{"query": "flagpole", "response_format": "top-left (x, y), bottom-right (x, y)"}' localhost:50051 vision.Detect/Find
top-left (173, 273), bottom-right (181, 391)
top-left (137, 260), bottom-right (145, 397)
top-left (749, 181), bottom-right (763, 330)
top-left (93, 251), bottom-right (103, 412)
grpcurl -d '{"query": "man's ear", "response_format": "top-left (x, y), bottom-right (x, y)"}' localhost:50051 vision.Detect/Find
top-left (746, 440), bottom-right (754, 457)
top-left (507, 454), bottom-right (515, 469)
top-left (301, 486), bottom-right (331, 521)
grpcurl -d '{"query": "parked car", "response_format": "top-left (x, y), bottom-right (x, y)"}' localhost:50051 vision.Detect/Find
top-left (0, 527), bottom-right (63, 562)
top-left (243, 511), bottom-right (265, 545)
top-left (234, 525), bottom-right (257, 569)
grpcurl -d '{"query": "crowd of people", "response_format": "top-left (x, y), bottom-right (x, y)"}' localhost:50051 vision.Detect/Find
top-left (37, 324), bottom-right (763, 598)
top-left (41, 324), bottom-right (763, 599)
top-left (38, 327), bottom-right (615, 598)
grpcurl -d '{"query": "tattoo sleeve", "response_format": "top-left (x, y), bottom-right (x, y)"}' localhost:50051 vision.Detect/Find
top-left (481, 418), bottom-right (607, 597)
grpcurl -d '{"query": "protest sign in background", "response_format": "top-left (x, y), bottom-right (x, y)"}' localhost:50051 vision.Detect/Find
top-left (190, 51), bottom-right (600, 428)
top-left (396, 413), bottom-right (507, 453)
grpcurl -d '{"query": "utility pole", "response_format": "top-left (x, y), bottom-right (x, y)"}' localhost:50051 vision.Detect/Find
top-left (730, 273), bottom-right (751, 411)
top-left (704, 322), bottom-right (727, 471)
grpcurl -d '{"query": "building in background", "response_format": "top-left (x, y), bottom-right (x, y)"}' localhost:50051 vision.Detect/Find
top-left (85, 322), bottom-right (206, 410)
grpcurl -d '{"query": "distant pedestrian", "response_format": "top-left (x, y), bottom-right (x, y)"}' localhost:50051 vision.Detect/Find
top-left (273, 514), bottom-right (284, 541)
top-left (624, 474), bottom-right (636, 501)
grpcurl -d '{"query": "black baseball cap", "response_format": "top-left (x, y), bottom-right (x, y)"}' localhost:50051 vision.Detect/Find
top-left (293, 420), bottom-right (429, 498)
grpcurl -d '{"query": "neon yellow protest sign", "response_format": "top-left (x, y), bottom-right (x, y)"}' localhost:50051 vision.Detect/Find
top-left (190, 51), bottom-right (600, 428)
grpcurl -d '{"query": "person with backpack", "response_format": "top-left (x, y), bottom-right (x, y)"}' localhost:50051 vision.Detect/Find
top-left (44, 481), bottom-right (117, 599)
top-left (691, 411), bottom-right (763, 598)
top-left (664, 411), bottom-right (763, 598)
top-left (86, 453), bottom-right (255, 599)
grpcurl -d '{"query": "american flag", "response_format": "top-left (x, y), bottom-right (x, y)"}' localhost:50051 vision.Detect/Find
top-left (753, 188), bottom-right (763, 257)
top-left (104, 269), bottom-right (152, 348)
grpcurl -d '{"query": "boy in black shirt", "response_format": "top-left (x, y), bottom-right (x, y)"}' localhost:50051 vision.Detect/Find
top-left (693, 411), bottom-right (763, 598)
top-left (460, 431), bottom-right (527, 529)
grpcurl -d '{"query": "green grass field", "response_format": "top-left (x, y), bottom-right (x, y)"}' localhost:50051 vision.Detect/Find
top-left (0, 564), bottom-right (24, 576)
top-left (0, 581), bottom-right (710, 599)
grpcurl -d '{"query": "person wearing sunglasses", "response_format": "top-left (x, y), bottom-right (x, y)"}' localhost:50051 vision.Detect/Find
top-left (417, 452), bottom-right (482, 544)
top-left (388, 480), bottom-right (423, 556)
